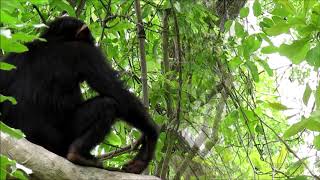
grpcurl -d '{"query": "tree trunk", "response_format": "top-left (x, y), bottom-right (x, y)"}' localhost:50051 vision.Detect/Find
top-left (134, 0), bottom-right (149, 107)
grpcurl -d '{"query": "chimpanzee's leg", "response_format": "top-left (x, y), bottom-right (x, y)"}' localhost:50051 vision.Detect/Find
top-left (66, 96), bottom-right (117, 168)
top-left (121, 109), bottom-right (160, 173)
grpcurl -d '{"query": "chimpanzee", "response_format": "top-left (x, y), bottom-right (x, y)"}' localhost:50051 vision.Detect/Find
top-left (0, 16), bottom-right (159, 174)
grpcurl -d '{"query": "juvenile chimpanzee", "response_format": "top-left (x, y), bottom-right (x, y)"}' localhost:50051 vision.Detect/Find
top-left (0, 17), bottom-right (159, 174)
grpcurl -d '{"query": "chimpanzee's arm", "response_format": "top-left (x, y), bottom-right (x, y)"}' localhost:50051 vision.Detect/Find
top-left (77, 44), bottom-right (146, 123)
top-left (76, 43), bottom-right (159, 173)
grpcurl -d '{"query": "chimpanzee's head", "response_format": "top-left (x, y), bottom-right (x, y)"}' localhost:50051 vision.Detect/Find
top-left (40, 16), bottom-right (95, 45)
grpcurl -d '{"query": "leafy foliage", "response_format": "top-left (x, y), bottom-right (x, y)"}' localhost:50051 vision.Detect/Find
top-left (0, 0), bottom-right (319, 179)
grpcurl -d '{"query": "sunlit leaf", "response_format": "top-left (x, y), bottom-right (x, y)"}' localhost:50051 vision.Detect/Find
top-left (1, 0), bottom-right (22, 12)
top-left (30, 0), bottom-right (49, 5)
top-left (286, 158), bottom-right (307, 176)
top-left (253, 1), bottom-right (262, 17)
top-left (316, 82), bottom-right (320, 110)
top-left (261, 46), bottom-right (277, 54)
top-left (304, 0), bottom-right (316, 14)
top-left (0, 10), bottom-right (18, 25)
top-left (50, 0), bottom-right (75, 16)
top-left (246, 61), bottom-right (259, 82)
top-left (12, 32), bottom-right (39, 42)
top-left (257, 60), bottom-right (273, 76)
top-left (0, 35), bottom-right (28, 53)
top-left (0, 62), bottom-right (16, 71)
top-left (240, 7), bottom-right (249, 18)
top-left (284, 111), bottom-right (320, 138)
top-left (106, 131), bottom-right (122, 146)
top-left (303, 84), bottom-right (312, 106)
top-left (243, 35), bottom-right (262, 59)
top-left (268, 102), bottom-right (288, 111)
top-left (283, 120), bottom-right (306, 138)
top-left (0, 95), bottom-right (17, 105)
top-left (276, 145), bottom-right (287, 169)
top-left (11, 170), bottom-right (28, 180)
top-left (0, 122), bottom-right (25, 139)
top-left (306, 43), bottom-right (320, 68)
top-left (278, 39), bottom-right (310, 64)
top-left (228, 57), bottom-right (242, 69)
top-left (235, 22), bottom-right (245, 38)
top-left (265, 23), bottom-right (291, 36)
top-left (224, 20), bottom-right (233, 32)
top-left (314, 135), bottom-right (320, 150)
top-left (303, 111), bottom-right (320, 132)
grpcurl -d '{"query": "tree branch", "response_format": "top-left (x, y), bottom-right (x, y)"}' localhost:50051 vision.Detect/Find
top-left (0, 132), bottom-right (160, 180)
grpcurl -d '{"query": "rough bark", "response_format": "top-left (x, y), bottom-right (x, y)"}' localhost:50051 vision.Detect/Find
top-left (134, 0), bottom-right (149, 107)
top-left (0, 132), bottom-right (160, 180)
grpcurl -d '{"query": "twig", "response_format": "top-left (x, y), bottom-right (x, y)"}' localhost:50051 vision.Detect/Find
top-left (98, 138), bottom-right (143, 160)
top-left (32, 5), bottom-right (46, 24)
top-left (75, 0), bottom-right (86, 17)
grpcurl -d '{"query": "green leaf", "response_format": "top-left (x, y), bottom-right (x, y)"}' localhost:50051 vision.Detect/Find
top-left (50, 0), bottom-right (75, 16)
top-left (286, 158), bottom-right (307, 176)
top-left (173, 2), bottom-right (181, 12)
top-left (11, 170), bottom-right (28, 180)
top-left (106, 131), bottom-right (122, 146)
top-left (240, 7), bottom-right (249, 18)
top-left (268, 102), bottom-right (288, 111)
top-left (283, 120), bottom-right (306, 138)
top-left (265, 23), bottom-right (291, 36)
top-left (0, 94), bottom-right (17, 104)
top-left (278, 0), bottom-right (295, 14)
top-left (1, 0), bottom-right (22, 12)
top-left (235, 22), bottom-right (245, 38)
top-left (304, 0), bottom-right (316, 14)
top-left (12, 32), bottom-right (39, 43)
top-left (253, 1), bottom-right (262, 17)
top-left (303, 84), bottom-right (312, 106)
top-left (30, 0), bottom-right (49, 5)
top-left (314, 135), bottom-right (320, 150)
top-left (224, 20), bottom-right (233, 32)
top-left (257, 60), bottom-right (273, 76)
top-left (306, 43), bottom-right (320, 68)
top-left (142, 5), bottom-right (152, 18)
top-left (261, 46), bottom-right (277, 54)
top-left (284, 112), bottom-right (320, 138)
top-left (0, 62), bottom-right (16, 71)
top-left (316, 82), bottom-right (320, 110)
top-left (0, 122), bottom-right (25, 139)
top-left (276, 145), bottom-right (287, 169)
top-left (272, 6), bottom-right (290, 17)
top-left (229, 57), bottom-right (242, 69)
top-left (0, 35), bottom-right (28, 53)
top-left (0, 168), bottom-right (7, 180)
top-left (243, 35), bottom-right (262, 59)
top-left (0, 10), bottom-right (18, 25)
top-left (260, 18), bottom-right (274, 28)
top-left (303, 111), bottom-right (320, 131)
top-left (246, 61), bottom-right (259, 82)
top-left (0, 154), bottom-right (14, 168)
top-left (278, 39), bottom-right (310, 64)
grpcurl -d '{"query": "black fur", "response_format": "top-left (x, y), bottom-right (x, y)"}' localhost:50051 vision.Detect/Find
top-left (0, 17), bottom-right (159, 174)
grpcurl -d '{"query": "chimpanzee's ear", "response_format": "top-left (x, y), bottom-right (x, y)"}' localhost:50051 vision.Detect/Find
top-left (76, 24), bottom-right (90, 41)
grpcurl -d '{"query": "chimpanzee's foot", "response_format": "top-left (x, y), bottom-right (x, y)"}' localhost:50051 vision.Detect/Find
top-left (66, 152), bottom-right (103, 168)
top-left (122, 159), bottom-right (148, 174)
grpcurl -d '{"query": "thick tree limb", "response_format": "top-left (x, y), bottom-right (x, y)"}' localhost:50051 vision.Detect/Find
top-left (0, 132), bottom-right (160, 180)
